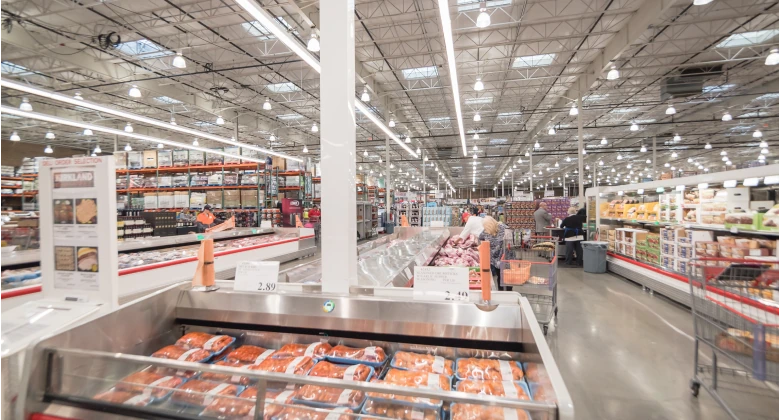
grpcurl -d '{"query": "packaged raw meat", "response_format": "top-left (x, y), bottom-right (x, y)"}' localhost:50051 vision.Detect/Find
top-left (176, 332), bottom-right (235, 355)
top-left (200, 388), bottom-right (296, 419)
top-left (530, 382), bottom-right (555, 402)
top-left (390, 351), bottom-right (454, 376)
top-left (367, 370), bottom-right (451, 407)
top-left (523, 362), bottom-right (550, 385)
top-left (151, 345), bottom-right (211, 363)
top-left (170, 379), bottom-right (241, 407)
top-left (293, 384), bottom-right (365, 409)
top-left (114, 370), bottom-right (183, 399)
top-left (326, 344), bottom-right (387, 366)
top-left (274, 405), bottom-right (353, 420)
top-left (455, 358), bottom-right (523, 381)
top-left (224, 345), bottom-right (276, 364)
top-left (274, 342), bottom-right (331, 359)
top-left (93, 389), bottom-right (152, 407)
top-left (450, 404), bottom-right (531, 420)
top-left (247, 355), bottom-right (315, 376)
top-left (456, 380), bottom-right (530, 399)
top-left (362, 399), bottom-right (440, 420)
top-left (199, 360), bottom-right (254, 385)
top-left (308, 361), bottom-right (373, 382)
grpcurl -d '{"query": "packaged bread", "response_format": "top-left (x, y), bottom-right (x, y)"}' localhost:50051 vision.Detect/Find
top-left (199, 360), bottom-right (254, 385)
top-left (200, 388), bottom-right (295, 419)
top-left (274, 342), bottom-right (331, 359)
top-left (274, 406), bottom-right (353, 420)
top-left (455, 358), bottom-right (523, 381)
top-left (224, 345), bottom-right (276, 364)
top-left (390, 351), bottom-right (454, 376)
top-left (362, 400), bottom-right (440, 419)
top-left (151, 345), bottom-right (211, 363)
top-left (170, 380), bottom-right (241, 407)
top-left (450, 404), bottom-right (531, 420)
top-left (247, 355), bottom-right (315, 376)
top-left (456, 380), bottom-right (530, 398)
top-left (114, 370), bottom-right (183, 399)
top-left (93, 389), bottom-right (153, 407)
top-left (717, 236), bottom-right (736, 245)
top-left (734, 238), bottom-right (759, 249)
top-left (308, 361), bottom-right (373, 381)
top-left (326, 344), bottom-right (387, 365)
top-left (176, 332), bottom-right (235, 354)
top-left (293, 384), bottom-right (365, 409)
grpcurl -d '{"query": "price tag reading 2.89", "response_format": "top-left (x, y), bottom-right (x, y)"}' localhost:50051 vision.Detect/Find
top-left (413, 266), bottom-right (470, 302)
top-left (234, 261), bottom-right (280, 293)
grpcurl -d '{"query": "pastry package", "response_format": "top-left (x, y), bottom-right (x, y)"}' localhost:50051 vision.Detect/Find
top-left (326, 344), bottom-right (387, 366)
top-left (455, 358), bottom-right (524, 381)
top-left (390, 351), bottom-right (454, 376)
top-left (199, 360), bottom-right (254, 385)
top-left (456, 379), bottom-right (530, 399)
top-left (114, 370), bottom-right (184, 399)
top-left (308, 361), bottom-right (373, 381)
top-left (176, 332), bottom-right (235, 355)
top-left (367, 370), bottom-right (451, 408)
top-left (93, 389), bottom-right (153, 407)
top-left (293, 384), bottom-right (365, 409)
top-left (170, 379), bottom-right (241, 407)
top-left (274, 342), bottom-right (331, 359)
top-left (247, 355), bottom-right (315, 376)
top-left (273, 406), bottom-right (353, 420)
top-left (200, 388), bottom-right (295, 419)
top-left (362, 399), bottom-right (440, 420)
top-left (151, 345), bottom-right (211, 363)
top-left (450, 404), bottom-right (531, 420)
top-left (224, 345), bottom-right (276, 364)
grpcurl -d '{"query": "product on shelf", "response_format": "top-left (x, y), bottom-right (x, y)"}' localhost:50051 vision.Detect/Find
top-left (308, 361), bottom-right (373, 381)
top-left (431, 235), bottom-right (480, 267)
top-left (450, 404), bottom-right (531, 420)
top-left (199, 360), bottom-right (253, 385)
top-left (170, 380), bottom-right (241, 407)
top-left (390, 351), bottom-right (454, 376)
top-left (456, 379), bottom-right (530, 398)
top-left (293, 384), bottom-right (365, 408)
top-left (247, 355), bottom-right (315, 376)
top-left (327, 345), bottom-right (387, 365)
top-left (367, 371), bottom-right (451, 407)
top-left (93, 390), bottom-right (152, 407)
top-left (200, 388), bottom-right (295, 419)
top-left (224, 345), bottom-right (275, 364)
top-left (151, 345), bottom-right (211, 362)
top-left (273, 405), bottom-right (353, 420)
top-left (114, 370), bottom-right (183, 398)
top-left (273, 342), bottom-right (332, 359)
top-left (362, 399), bottom-right (440, 420)
top-left (455, 358), bottom-right (524, 381)
top-left (523, 363), bottom-right (549, 384)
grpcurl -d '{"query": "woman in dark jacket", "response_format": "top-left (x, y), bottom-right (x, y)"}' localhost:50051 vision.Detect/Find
top-left (560, 207), bottom-right (584, 266)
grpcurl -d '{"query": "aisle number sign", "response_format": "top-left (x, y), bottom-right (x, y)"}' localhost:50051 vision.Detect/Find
top-left (234, 261), bottom-right (279, 292)
top-left (413, 266), bottom-right (469, 302)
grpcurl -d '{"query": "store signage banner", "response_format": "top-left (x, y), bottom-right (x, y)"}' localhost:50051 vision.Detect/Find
top-left (39, 156), bottom-right (118, 309)
top-left (413, 266), bottom-right (469, 302)
top-left (234, 261), bottom-right (279, 292)
top-left (544, 190), bottom-right (555, 197)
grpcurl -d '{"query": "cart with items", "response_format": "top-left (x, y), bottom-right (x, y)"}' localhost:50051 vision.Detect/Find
top-left (500, 233), bottom-right (558, 335)
top-left (688, 257), bottom-right (779, 420)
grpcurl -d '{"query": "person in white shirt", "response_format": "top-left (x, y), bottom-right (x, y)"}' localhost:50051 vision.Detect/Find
top-left (454, 214), bottom-right (484, 244)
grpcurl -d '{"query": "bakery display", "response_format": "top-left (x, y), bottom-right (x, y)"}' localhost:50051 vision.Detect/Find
top-left (390, 351), bottom-right (454, 376)
top-left (456, 358), bottom-right (524, 381)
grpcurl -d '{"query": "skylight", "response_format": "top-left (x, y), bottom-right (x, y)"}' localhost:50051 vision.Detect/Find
top-left (116, 39), bottom-right (172, 59)
top-left (584, 94), bottom-right (608, 102)
top-left (242, 21), bottom-right (274, 40)
top-left (634, 118), bottom-right (656, 124)
top-left (755, 93), bottom-right (779, 101)
top-left (153, 96), bottom-right (183, 105)
top-left (497, 111), bottom-right (523, 118)
top-left (512, 53), bottom-right (555, 68)
top-left (489, 138), bottom-right (508, 145)
top-left (429, 117), bottom-right (451, 123)
top-left (610, 107), bottom-right (639, 114)
top-left (738, 111), bottom-right (760, 118)
top-left (465, 97), bottom-right (493, 105)
top-left (402, 66), bottom-right (439, 80)
top-left (1, 61), bottom-right (30, 75)
top-left (193, 121), bottom-right (214, 127)
top-left (702, 84), bottom-right (736, 93)
top-left (457, 0), bottom-right (511, 12)
top-left (267, 82), bottom-right (301, 93)
top-left (277, 113), bottom-right (304, 120)
top-left (716, 29), bottom-right (779, 48)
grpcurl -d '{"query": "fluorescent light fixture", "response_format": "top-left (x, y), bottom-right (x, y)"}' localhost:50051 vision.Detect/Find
top-left (743, 177), bottom-right (759, 187)
top-left (154, 96), bottom-right (184, 105)
top-left (702, 84), bottom-right (735, 93)
top-left (717, 29), bottom-right (779, 48)
top-left (436, 0), bottom-right (467, 156)
top-left (723, 180), bottom-right (737, 188)
top-left (764, 175), bottom-right (779, 185)
top-left (497, 111), bottom-right (522, 118)
top-left (267, 82), bottom-right (301, 93)
top-left (307, 33), bottom-right (320, 52)
top-left (116, 39), bottom-right (172, 59)
top-left (465, 97), bottom-right (492, 105)
top-left (512, 53), bottom-right (556, 68)
top-left (694, 0), bottom-right (714, 5)
top-left (402, 66), bottom-right (439, 80)
top-left (172, 52), bottom-right (186, 69)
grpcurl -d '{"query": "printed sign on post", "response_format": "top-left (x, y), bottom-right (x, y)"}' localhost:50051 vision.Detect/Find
top-left (413, 266), bottom-right (469, 302)
top-left (234, 261), bottom-right (280, 292)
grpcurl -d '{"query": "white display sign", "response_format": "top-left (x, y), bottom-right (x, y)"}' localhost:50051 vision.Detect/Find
top-left (234, 261), bottom-right (280, 292)
top-left (544, 190), bottom-right (555, 197)
top-left (430, 221), bottom-right (445, 228)
top-left (413, 266), bottom-right (469, 302)
top-left (260, 220), bottom-right (273, 228)
top-left (39, 156), bottom-right (118, 309)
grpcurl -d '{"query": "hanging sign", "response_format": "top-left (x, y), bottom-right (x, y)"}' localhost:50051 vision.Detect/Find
top-left (234, 261), bottom-right (280, 292)
top-left (413, 266), bottom-right (469, 302)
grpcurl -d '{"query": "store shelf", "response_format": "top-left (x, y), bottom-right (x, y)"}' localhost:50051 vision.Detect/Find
top-left (278, 171), bottom-right (304, 176)
top-left (312, 177), bottom-right (321, 183)
top-left (116, 163), bottom-right (260, 174)
top-left (605, 218), bottom-right (779, 238)
top-left (278, 186), bottom-right (301, 191)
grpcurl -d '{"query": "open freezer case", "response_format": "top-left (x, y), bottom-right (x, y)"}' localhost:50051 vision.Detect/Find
top-left (18, 283), bottom-right (573, 420)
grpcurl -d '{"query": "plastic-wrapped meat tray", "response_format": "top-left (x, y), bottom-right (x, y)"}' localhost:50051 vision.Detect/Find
top-left (170, 380), bottom-right (242, 407)
top-left (224, 345), bottom-right (276, 364)
top-left (390, 351), bottom-right (454, 376)
top-left (308, 361), bottom-right (373, 381)
top-left (93, 389), bottom-right (153, 407)
top-left (176, 332), bottom-right (235, 355)
top-left (273, 342), bottom-right (331, 360)
top-left (326, 345), bottom-right (387, 366)
top-left (362, 399), bottom-right (440, 420)
top-left (292, 384), bottom-right (365, 410)
top-left (455, 358), bottom-right (524, 381)
top-left (113, 370), bottom-right (184, 400)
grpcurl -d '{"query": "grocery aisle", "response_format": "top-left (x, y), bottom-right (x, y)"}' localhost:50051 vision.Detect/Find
top-left (547, 267), bottom-right (759, 420)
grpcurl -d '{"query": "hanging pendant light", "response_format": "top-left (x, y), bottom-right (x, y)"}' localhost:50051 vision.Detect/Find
top-left (582, 149), bottom-right (587, 155)
top-left (94, 145), bottom-right (102, 154)
top-left (45, 131), bottom-right (56, 139)
top-left (473, 144), bottom-right (478, 151)
top-left (157, 143), bottom-right (164, 149)
top-left (363, 149), bottom-right (368, 157)
top-left (476, 3), bottom-right (491, 28)
top-left (44, 145), bottom-right (53, 154)
top-left (358, 164), bottom-right (363, 171)
top-left (722, 112), bottom-right (732, 121)
top-left (263, 98), bottom-right (272, 110)
top-left (10, 131), bottom-right (20, 141)
top-left (416, 147), bottom-right (421, 155)
top-left (20, 98), bottom-right (32, 111)
top-left (606, 66), bottom-right (620, 80)
top-left (721, 150), bottom-right (727, 156)
top-left (547, 126), bottom-right (556, 135)
top-left (216, 116), bottom-right (225, 125)
top-left (569, 103), bottom-right (578, 116)
top-left (705, 142), bottom-right (712, 149)
top-left (170, 116), bottom-right (177, 125)
top-left (389, 118), bottom-right (396, 127)
top-left (172, 51), bottom-right (187, 69)
top-left (74, 92), bottom-right (84, 100)
top-left (673, 133), bottom-right (681, 142)
top-left (473, 113), bottom-right (481, 122)
top-left (361, 87), bottom-right (370, 102)
top-left (307, 33), bottom-right (320, 52)
top-left (379, 157), bottom-right (383, 163)
top-left (762, 148), bottom-right (769, 155)
top-left (666, 104), bottom-right (676, 115)
top-left (128, 85), bottom-right (142, 98)
top-left (566, 156), bottom-right (571, 162)
top-left (630, 121), bottom-right (639, 131)
top-left (269, 133), bottom-right (277, 142)
top-left (671, 151), bottom-right (678, 158)
top-left (473, 133), bottom-right (480, 140)
top-left (124, 143), bottom-right (132, 151)
top-left (534, 141), bottom-right (540, 149)
top-left (405, 136), bottom-right (411, 143)
top-left (640, 145), bottom-right (647, 152)
top-left (83, 128), bottom-right (93, 136)
top-left (193, 138), bottom-right (199, 146)
top-left (753, 129), bottom-right (763, 138)
top-left (311, 122), bottom-right (318, 132)
top-left (687, 157), bottom-right (693, 163)
top-left (617, 154), bottom-right (623, 160)
top-left (598, 160), bottom-right (604, 166)
top-left (124, 123), bottom-right (133, 133)
top-left (474, 78), bottom-right (484, 91)
top-left (601, 137), bottom-right (608, 145)
top-left (646, 159), bottom-right (651, 164)
top-left (303, 144), bottom-right (309, 153)
top-left (765, 48), bottom-right (779, 66)
top-left (759, 140), bottom-right (768, 148)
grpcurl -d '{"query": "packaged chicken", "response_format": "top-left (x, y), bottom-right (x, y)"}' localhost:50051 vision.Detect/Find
top-left (247, 355), bottom-right (315, 376)
top-left (456, 380), bottom-right (530, 399)
top-left (151, 345), bottom-right (211, 363)
top-left (170, 379), bottom-right (241, 407)
top-left (308, 361), bottom-right (373, 381)
top-left (523, 363), bottom-right (550, 385)
top-left (362, 399), bottom-right (440, 420)
top-left (273, 406), bottom-right (353, 420)
top-left (93, 389), bottom-right (153, 407)
top-left (390, 351), bottom-right (454, 376)
top-left (176, 332), bottom-right (235, 355)
top-left (274, 342), bottom-right (332, 360)
top-left (326, 344), bottom-right (387, 366)
top-left (293, 384), bottom-right (365, 409)
top-left (367, 370), bottom-right (451, 408)
top-left (199, 360), bottom-right (254, 386)
top-left (455, 358), bottom-right (524, 381)
top-left (114, 370), bottom-right (184, 400)
top-left (530, 382), bottom-right (556, 402)
top-left (200, 388), bottom-right (295, 419)
top-left (224, 345), bottom-right (276, 364)
top-left (450, 404), bottom-right (531, 420)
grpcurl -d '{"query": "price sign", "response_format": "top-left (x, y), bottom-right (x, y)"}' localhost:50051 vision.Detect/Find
top-left (234, 261), bottom-right (280, 293)
top-left (413, 266), bottom-right (469, 302)
top-left (260, 220), bottom-right (273, 229)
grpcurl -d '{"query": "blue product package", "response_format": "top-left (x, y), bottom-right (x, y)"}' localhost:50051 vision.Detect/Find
top-left (450, 403), bottom-right (533, 420)
top-left (454, 358), bottom-right (524, 382)
top-left (292, 384), bottom-right (366, 412)
top-left (325, 345), bottom-right (387, 368)
top-left (169, 379), bottom-right (244, 408)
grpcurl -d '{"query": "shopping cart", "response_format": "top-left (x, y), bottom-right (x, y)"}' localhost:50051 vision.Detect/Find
top-left (689, 258), bottom-right (779, 419)
top-left (500, 234), bottom-right (558, 335)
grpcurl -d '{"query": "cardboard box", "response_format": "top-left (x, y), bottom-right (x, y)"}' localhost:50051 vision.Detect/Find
top-left (224, 147), bottom-right (241, 164)
top-left (206, 148), bottom-right (224, 165)
top-left (190, 192), bottom-right (206, 208)
top-left (127, 151), bottom-right (143, 169)
top-left (157, 192), bottom-right (174, 208)
top-left (143, 150), bottom-right (158, 168)
top-left (158, 150), bottom-right (172, 167)
top-left (241, 190), bottom-right (259, 208)
top-left (114, 151), bottom-right (128, 170)
top-left (224, 189), bottom-right (240, 208)
top-left (206, 191), bottom-right (222, 208)
top-left (144, 193), bottom-right (158, 209)
top-left (173, 150), bottom-right (189, 167)
top-left (271, 156), bottom-right (286, 170)
top-left (174, 191), bottom-right (189, 208)
top-left (189, 151), bottom-right (205, 166)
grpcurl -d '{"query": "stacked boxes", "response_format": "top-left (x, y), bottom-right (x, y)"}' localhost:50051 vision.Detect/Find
top-left (504, 201), bottom-right (535, 229)
top-left (421, 206), bottom-right (453, 227)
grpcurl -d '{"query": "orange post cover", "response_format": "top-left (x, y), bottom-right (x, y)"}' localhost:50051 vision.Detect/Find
top-left (479, 241), bottom-right (491, 301)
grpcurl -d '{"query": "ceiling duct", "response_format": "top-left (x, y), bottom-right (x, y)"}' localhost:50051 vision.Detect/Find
top-left (660, 65), bottom-right (724, 102)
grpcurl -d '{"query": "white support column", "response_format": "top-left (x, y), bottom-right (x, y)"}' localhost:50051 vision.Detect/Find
top-left (385, 136), bottom-right (391, 216)
top-left (577, 89), bottom-right (584, 207)
top-left (422, 152), bottom-right (426, 205)
top-left (529, 151), bottom-right (534, 194)
top-left (320, 0), bottom-right (356, 294)
top-left (652, 136), bottom-right (657, 179)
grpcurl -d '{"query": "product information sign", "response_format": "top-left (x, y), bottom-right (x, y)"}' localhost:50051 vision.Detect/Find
top-left (234, 261), bottom-right (280, 292)
top-left (413, 266), bottom-right (469, 302)
top-left (39, 156), bottom-right (118, 308)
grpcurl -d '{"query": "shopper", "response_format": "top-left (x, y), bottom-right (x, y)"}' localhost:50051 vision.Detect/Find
top-left (455, 212), bottom-right (484, 244)
top-left (196, 205), bottom-right (223, 232)
top-left (499, 212), bottom-right (505, 223)
top-left (461, 209), bottom-right (470, 225)
top-left (534, 201), bottom-right (553, 235)
top-left (560, 207), bottom-right (585, 266)
top-left (479, 216), bottom-right (506, 289)
top-left (309, 204), bottom-right (321, 220)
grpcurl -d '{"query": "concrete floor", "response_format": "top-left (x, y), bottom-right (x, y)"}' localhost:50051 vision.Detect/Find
top-left (549, 266), bottom-right (777, 420)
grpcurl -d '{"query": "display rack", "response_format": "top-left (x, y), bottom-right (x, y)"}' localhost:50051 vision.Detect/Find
top-left (356, 201), bottom-right (374, 239)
